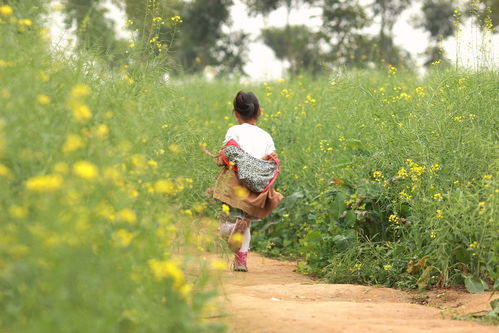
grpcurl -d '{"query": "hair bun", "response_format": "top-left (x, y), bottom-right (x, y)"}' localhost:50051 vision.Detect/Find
top-left (233, 91), bottom-right (259, 119)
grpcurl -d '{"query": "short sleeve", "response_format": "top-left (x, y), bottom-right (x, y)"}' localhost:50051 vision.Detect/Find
top-left (266, 136), bottom-right (276, 155)
top-left (224, 126), bottom-right (237, 144)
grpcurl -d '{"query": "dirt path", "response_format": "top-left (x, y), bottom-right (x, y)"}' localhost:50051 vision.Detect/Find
top-left (218, 252), bottom-right (498, 333)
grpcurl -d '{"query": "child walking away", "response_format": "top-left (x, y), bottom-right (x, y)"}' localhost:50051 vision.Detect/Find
top-left (207, 91), bottom-right (283, 272)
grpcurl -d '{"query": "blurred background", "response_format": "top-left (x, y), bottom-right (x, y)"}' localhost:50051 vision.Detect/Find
top-left (45, 0), bottom-right (498, 79)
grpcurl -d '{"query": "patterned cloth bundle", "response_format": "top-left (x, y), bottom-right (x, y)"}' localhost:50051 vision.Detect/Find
top-left (221, 144), bottom-right (279, 193)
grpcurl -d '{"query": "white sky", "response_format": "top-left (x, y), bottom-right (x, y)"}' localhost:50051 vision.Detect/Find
top-left (49, 0), bottom-right (498, 79)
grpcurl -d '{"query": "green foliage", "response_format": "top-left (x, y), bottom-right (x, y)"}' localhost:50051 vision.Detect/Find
top-left (164, 68), bottom-right (497, 293)
top-left (0, 3), bottom-right (224, 332)
top-left (62, 0), bottom-right (128, 64)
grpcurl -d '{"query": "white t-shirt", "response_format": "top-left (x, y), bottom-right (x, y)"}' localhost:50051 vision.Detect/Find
top-left (224, 123), bottom-right (275, 159)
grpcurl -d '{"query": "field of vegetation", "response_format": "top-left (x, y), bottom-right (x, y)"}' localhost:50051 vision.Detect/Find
top-left (183, 70), bottom-right (498, 292)
top-left (1, 2), bottom-right (498, 333)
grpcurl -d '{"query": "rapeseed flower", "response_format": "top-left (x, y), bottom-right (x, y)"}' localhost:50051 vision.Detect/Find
top-left (9, 205), bottom-right (27, 219)
top-left (388, 214), bottom-right (399, 224)
top-left (154, 179), bottom-right (175, 194)
top-left (148, 259), bottom-right (185, 288)
top-left (73, 161), bottom-right (98, 179)
top-left (118, 208), bottom-right (137, 224)
top-left (62, 134), bottom-right (84, 153)
top-left (0, 163), bottom-right (12, 178)
top-left (433, 193), bottom-right (443, 200)
top-left (0, 5), bottom-right (13, 16)
top-left (94, 124), bottom-right (109, 137)
top-left (71, 84), bottom-right (91, 98)
top-left (233, 185), bottom-right (249, 199)
top-left (210, 260), bottom-right (227, 271)
top-left (170, 16), bottom-right (182, 23)
top-left (37, 94), bottom-right (50, 105)
top-left (169, 144), bottom-right (180, 153)
top-left (26, 174), bottom-right (63, 192)
top-left (71, 103), bottom-right (92, 122)
top-left (221, 203), bottom-right (230, 215)
top-left (112, 229), bottom-right (134, 247)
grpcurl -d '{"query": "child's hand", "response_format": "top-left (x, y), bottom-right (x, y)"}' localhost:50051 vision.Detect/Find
top-left (262, 152), bottom-right (277, 160)
top-left (216, 156), bottom-right (225, 166)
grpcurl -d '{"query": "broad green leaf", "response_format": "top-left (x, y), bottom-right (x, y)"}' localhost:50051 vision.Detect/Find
top-left (463, 275), bottom-right (488, 294)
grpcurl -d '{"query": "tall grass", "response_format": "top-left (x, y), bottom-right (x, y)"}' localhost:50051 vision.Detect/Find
top-left (173, 69), bottom-right (498, 291)
top-left (1, 3), bottom-right (224, 333)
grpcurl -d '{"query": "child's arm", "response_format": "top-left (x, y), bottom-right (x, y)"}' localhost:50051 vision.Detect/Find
top-left (262, 152), bottom-right (277, 160)
top-left (203, 148), bottom-right (226, 167)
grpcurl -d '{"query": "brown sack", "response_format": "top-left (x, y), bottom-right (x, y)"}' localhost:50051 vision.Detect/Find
top-left (211, 167), bottom-right (284, 219)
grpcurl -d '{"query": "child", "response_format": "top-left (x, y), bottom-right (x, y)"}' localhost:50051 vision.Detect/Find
top-left (209, 91), bottom-right (283, 272)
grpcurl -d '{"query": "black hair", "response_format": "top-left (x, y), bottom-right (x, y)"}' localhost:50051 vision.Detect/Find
top-left (233, 91), bottom-right (260, 119)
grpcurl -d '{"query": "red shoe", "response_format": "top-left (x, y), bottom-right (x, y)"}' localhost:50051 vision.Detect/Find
top-left (233, 251), bottom-right (248, 272)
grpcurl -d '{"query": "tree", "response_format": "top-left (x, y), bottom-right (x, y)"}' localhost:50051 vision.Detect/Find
top-left (261, 25), bottom-right (323, 75)
top-left (122, 0), bottom-right (247, 76)
top-left (371, 0), bottom-right (411, 65)
top-left (320, 0), bottom-right (373, 66)
top-left (62, 0), bottom-right (126, 65)
top-left (418, 0), bottom-right (455, 66)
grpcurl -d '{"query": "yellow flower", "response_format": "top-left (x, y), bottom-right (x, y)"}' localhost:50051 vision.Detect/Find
top-left (73, 161), bottom-right (98, 180)
top-left (168, 144), bottom-right (181, 153)
top-left (94, 124), bottom-right (109, 137)
top-left (9, 205), bottom-right (27, 219)
top-left (221, 203), bottom-right (230, 215)
top-left (0, 163), bottom-right (12, 178)
top-left (179, 283), bottom-right (192, 298)
top-left (18, 19), bottom-right (32, 27)
top-left (71, 84), bottom-right (91, 98)
top-left (193, 202), bottom-right (207, 213)
top-left (154, 179), bottom-right (175, 194)
top-left (397, 168), bottom-right (408, 178)
top-left (0, 5), bottom-right (14, 16)
top-left (26, 174), bottom-right (63, 192)
top-left (430, 231), bottom-right (436, 239)
top-left (383, 264), bottom-right (392, 271)
top-left (433, 193), bottom-right (443, 200)
top-left (388, 214), bottom-right (399, 224)
top-left (118, 208), bottom-right (137, 224)
top-left (373, 170), bottom-right (383, 180)
top-left (170, 15), bottom-right (182, 23)
top-left (233, 185), bottom-right (249, 199)
top-left (62, 134), bottom-right (84, 153)
top-left (71, 103), bottom-right (92, 123)
top-left (399, 190), bottom-right (412, 201)
top-left (147, 259), bottom-right (185, 288)
top-left (435, 209), bottom-right (444, 219)
top-left (210, 260), bottom-right (227, 271)
top-left (112, 229), bottom-right (134, 247)
top-left (37, 94), bottom-right (51, 105)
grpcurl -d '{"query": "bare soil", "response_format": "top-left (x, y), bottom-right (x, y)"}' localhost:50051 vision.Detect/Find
top-left (217, 252), bottom-right (498, 333)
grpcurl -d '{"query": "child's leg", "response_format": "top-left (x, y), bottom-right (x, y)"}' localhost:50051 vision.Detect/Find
top-left (227, 217), bottom-right (249, 252)
top-left (240, 223), bottom-right (251, 252)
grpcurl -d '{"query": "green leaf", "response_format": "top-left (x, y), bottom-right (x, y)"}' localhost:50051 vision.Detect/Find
top-left (463, 275), bottom-right (488, 294)
top-left (417, 266), bottom-right (434, 290)
top-left (343, 210), bottom-right (356, 227)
